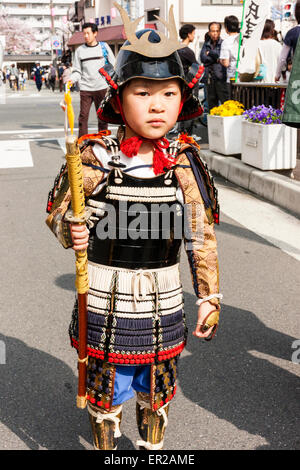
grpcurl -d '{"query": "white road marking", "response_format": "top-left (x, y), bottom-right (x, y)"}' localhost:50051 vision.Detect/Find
top-left (0, 140), bottom-right (33, 168)
top-left (218, 184), bottom-right (300, 262)
top-left (0, 126), bottom-right (118, 136)
top-left (0, 128), bottom-right (77, 135)
top-left (0, 128), bottom-right (119, 169)
top-left (57, 137), bottom-right (66, 154)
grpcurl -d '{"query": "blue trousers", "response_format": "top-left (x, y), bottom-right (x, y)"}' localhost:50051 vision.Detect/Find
top-left (112, 365), bottom-right (151, 406)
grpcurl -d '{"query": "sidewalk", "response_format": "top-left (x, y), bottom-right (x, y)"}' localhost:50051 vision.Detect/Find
top-left (3, 80), bottom-right (69, 96)
top-left (200, 144), bottom-right (300, 218)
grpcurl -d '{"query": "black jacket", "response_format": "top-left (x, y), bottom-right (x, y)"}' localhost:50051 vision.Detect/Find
top-left (178, 46), bottom-right (198, 75)
top-left (200, 38), bottom-right (227, 82)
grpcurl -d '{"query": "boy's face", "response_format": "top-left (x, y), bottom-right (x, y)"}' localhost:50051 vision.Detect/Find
top-left (121, 78), bottom-right (182, 140)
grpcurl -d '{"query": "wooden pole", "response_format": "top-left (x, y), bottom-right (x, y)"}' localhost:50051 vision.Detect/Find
top-left (65, 135), bottom-right (89, 409)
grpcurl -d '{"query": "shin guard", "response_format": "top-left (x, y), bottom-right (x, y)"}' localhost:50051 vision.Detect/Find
top-left (88, 402), bottom-right (122, 450)
top-left (136, 392), bottom-right (169, 450)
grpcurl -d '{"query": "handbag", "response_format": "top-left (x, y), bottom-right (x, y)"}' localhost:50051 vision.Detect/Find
top-left (254, 49), bottom-right (267, 81)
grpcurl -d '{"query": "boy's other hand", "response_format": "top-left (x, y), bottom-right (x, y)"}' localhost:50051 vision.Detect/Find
top-left (192, 301), bottom-right (218, 340)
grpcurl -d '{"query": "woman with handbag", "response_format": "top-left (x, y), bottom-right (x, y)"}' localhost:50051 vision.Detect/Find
top-left (257, 20), bottom-right (282, 84)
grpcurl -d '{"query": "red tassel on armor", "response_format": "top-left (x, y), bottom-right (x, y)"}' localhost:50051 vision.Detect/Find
top-left (120, 136), bottom-right (176, 175)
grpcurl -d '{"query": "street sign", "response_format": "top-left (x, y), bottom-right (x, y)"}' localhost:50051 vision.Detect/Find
top-left (52, 37), bottom-right (61, 49)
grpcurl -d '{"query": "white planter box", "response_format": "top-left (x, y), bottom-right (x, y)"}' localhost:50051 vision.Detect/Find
top-left (207, 115), bottom-right (242, 155)
top-left (241, 121), bottom-right (297, 170)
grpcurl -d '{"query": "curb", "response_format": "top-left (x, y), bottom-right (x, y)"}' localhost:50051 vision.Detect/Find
top-left (200, 149), bottom-right (300, 218)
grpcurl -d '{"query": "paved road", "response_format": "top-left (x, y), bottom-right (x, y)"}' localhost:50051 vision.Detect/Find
top-left (0, 91), bottom-right (299, 450)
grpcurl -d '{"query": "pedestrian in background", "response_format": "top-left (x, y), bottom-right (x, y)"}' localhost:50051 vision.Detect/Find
top-left (275, 0), bottom-right (300, 82)
top-left (10, 64), bottom-right (19, 91)
top-left (62, 62), bottom-right (72, 86)
top-left (219, 15), bottom-right (240, 96)
top-left (58, 63), bottom-right (64, 92)
top-left (177, 24), bottom-right (199, 136)
top-left (69, 22), bottom-right (115, 137)
top-left (19, 69), bottom-right (26, 90)
top-left (6, 67), bottom-right (11, 88)
top-left (44, 67), bottom-right (50, 89)
top-left (178, 24), bottom-right (198, 74)
top-left (33, 62), bottom-right (43, 92)
top-left (257, 20), bottom-right (282, 84)
top-left (48, 63), bottom-right (57, 92)
top-left (200, 22), bottom-right (228, 111)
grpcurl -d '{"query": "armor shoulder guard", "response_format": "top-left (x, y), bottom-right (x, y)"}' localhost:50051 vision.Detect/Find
top-left (177, 142), bottom-right (220, 224)
top-left (78, 131), bottom-right (120, 156)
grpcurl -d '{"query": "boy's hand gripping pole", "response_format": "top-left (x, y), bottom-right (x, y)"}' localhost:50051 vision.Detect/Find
top-left (65, 136), bottom-right (89, 409)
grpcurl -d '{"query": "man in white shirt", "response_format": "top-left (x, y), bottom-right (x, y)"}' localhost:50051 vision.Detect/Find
top-left (70, 22), bottom-right (115, 137)
top-left (219, 16), bottom-right (240, 94)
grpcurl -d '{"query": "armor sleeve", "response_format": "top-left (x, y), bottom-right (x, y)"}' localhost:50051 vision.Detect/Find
top-left (175, 151), bottom-right (220, 308)
top-left (45, 143), bottom-right (106, 248)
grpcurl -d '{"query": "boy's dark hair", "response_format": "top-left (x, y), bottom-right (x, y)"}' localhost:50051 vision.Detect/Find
top-left (82, 22), bottom-right (98, 33)
top-left (261, 19), bottom-right (276, 39)
top-left (209, 22), bottom-right (222, 32)
top-left (224, 16), bottom-right (240, 33)
top-left (295, 0), bottom-right (300, 24)
top-left (179, 24), bottom-right (196, 40)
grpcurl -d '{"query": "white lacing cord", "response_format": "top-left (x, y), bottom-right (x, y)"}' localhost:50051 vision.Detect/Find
top-left (94, 444), bottom-right (117, 451)
top-left (157, 402), bottom-right (169, 428)
top-left (88, 403), bottom-right (122, 438)
top-left (132, 270), bottom-right (159, 320)
top-left (136, 439), bottom-right (164, 450)
top-left (195, 293), bottom-right (223, 306)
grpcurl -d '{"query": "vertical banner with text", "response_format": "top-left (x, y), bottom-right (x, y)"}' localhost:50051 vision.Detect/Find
top-left (237, 0), bottom-right (269, 76)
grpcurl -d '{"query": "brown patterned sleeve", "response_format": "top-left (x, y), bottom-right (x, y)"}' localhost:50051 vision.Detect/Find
top-left (175, 153), bottom-right (220, 308)
top-left (45, 144), bottom-right (106, 249)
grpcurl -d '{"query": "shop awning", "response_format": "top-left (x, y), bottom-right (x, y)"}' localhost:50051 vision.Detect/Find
top-left (68, 23), bottom-right (157, 47)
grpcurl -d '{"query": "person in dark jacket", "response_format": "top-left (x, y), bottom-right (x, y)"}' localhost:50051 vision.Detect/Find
top-left (178, 24), bottom-right (198, 74)
top-left (33, 62), bottom-right (44, 92)
top-left (177, 24), bottom-right (200, 135)
top-left (200, 22), bottom-right (229, 111)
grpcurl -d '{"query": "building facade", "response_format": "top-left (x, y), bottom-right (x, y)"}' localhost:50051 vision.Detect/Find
top-left (67, 0), bottom-right (297, 62)
top-left (67, 0), bottom-right (243, 59)
top-left (1, 0), bottom-right (74, 69)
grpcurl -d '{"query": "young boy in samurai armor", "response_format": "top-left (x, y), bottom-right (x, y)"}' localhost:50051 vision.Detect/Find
top-left (46, 4), bottom-right (222, 451)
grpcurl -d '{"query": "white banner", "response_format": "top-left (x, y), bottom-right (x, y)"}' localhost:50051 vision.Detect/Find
top-left (238, 0), bottom-right (270, 75)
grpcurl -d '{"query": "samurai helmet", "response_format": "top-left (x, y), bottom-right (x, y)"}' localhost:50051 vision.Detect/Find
top-left (97, 2), bottom-right (204, 124)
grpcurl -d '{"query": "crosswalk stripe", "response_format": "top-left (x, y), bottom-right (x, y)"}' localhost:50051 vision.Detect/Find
top-left (0, 140), bottom-right (33, 168)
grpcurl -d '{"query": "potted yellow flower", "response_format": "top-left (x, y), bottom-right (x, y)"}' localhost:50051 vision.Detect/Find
top-left (207, 100), bottom-right (244, 155)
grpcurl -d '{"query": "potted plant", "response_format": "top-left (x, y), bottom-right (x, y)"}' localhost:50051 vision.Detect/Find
top-left (241, 105), bottom-right (297, 170)
top-left (207, 100), bottom-right (245, 155)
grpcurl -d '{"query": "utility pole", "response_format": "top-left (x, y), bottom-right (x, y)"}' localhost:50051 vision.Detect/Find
top-left (50, 0), bottom-right (55, 62)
